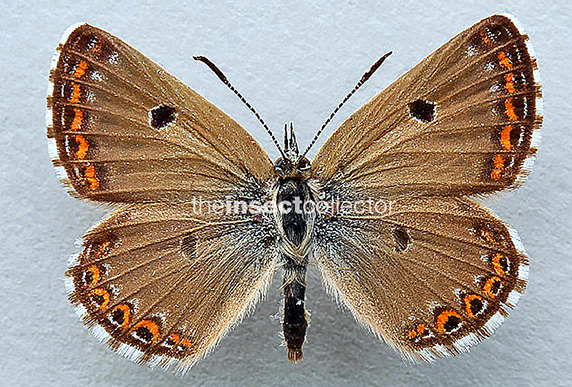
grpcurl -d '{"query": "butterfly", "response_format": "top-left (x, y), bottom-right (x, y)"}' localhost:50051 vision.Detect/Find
top-left (46, 14), bottom-right (542, 373)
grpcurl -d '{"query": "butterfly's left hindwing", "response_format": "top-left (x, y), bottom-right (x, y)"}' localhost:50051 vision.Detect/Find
top-left (65, 203), bottom-right (279, 372)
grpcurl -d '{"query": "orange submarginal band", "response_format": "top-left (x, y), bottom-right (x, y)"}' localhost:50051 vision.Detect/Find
top-left (500, 125), bottom-right (513, 150)
top-left (134, 320), bottom-right (160, 344)
top-left (483, 276), bottom-right (502, 298)
top-left (491, 154), bottom-right (505, 180)
top-left (74, 135), bottom-right (88, 159)
top-left (84, 164), bottom-right (99, 190)
top-left (492, 253), bottom-right (508, 275)
top-left (504, 98), bottom-right (518, 121)
top-left (113, 304), bottom-right (131, 329)
top-left (504, 73), bottom-right (516, 93)
top-left (89, 288), bottom-right (110, 309)
top-left (463, 294), bottom-right (483, 318)
top-left (73, 61), bottom-right (88, 78)
top-left (436, 310), bottom-right (461, 334)
top-left (498, 52), bottom-right (513, 70)
top-left (480, 30), bottom-right (493, 45)
top-left (85, 265), bottom-right (100, 287)
top-left (70, 108), bottom-right (83, 131)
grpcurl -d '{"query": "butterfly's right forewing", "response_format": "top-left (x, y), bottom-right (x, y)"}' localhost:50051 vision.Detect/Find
top-left (312, 15), bottom-right (541, 197)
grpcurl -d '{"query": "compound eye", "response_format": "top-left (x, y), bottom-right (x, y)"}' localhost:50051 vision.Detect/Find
top-left (297, 158), bottom-right (310, 171)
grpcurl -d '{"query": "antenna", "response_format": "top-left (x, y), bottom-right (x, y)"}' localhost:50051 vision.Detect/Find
top-left (193, 55), bottom-right (287, 159)
top-left (300, 51), bottom-right (393, 159)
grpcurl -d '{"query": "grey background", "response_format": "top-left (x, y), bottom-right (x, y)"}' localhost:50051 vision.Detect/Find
top-left (1, 0), bottom-right (570, 386)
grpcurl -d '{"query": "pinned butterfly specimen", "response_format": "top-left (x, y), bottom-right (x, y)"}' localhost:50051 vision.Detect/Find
top-left (47, 14), bottom-right (541, 372)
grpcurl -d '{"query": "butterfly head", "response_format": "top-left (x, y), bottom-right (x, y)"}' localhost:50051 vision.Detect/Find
top-left (274, 123), bottom-right (311, 179)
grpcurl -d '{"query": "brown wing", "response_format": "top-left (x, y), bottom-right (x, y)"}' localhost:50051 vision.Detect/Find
top-left (312, 14), bottom-right (542, 197)
top-left (313, 196), bottom-right (528, 361)
top-left (47, 23), bottom-right (274, 203)
top-left (65, 202), bottom-right (280, 372)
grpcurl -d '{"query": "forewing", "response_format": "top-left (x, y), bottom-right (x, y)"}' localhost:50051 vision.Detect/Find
top-left (313, 196), bottom-right (527, 360)
top-left (65, 202), bottom-right (279, 372)
top-left (312, 15), bottom-right (542, 197)
top-left (47, 23), bottom-right (274, 203)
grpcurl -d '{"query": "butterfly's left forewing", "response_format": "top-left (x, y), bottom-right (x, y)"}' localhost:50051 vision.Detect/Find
top-left (47, 23), bottom-right (274, 203)
top-left (312, 15), bottom-right (541, 198)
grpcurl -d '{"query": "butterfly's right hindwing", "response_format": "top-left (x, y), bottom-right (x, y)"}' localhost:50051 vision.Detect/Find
top-left (313, 196), bottom-right (528, 361)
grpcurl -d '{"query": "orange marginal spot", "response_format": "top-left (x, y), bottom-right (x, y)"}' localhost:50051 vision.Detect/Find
top-left (491, 154), bottom-right (505, 180)
top-left (492, 253), bottom-right (509, 276)
top-left (180, 337), bottom-right (192, 348)
top-left (73, 61), bottom-right (88, 78)
top-left (504, 73), bottom-right (516, 93)
top-left (91, 40), bottom-right (103, 54)
top-left (133, 320), bottom-right (160, 345)
top-left (97, 240), bottom-right (111, 256)
top-left (84, 164), bottom-right (99, 190)
top-left (479, 227), bottom-right (496, 244)
top-left (500, 125), bottom-right (513, 150)
top-left (407, 323), bottom-right (427, 339)
top-left (112, 304), bottom-right (131, 328)
top-left (480, 30), bottom-right (493, 45)
top-left (498, 51), bottom-right (513, 70)
top-left (436, 310), bottom-right (461, 334)
top-left (70, 108), bottom-right (83, 131)
top-left (89, 288), bottom-right (110, 309)
top-left (168, 333), bottom-right (181, 344)
top-left (484, 276), bottom-right (502, 298)
top-left (74, 135), bottom-right (88, 159)
top-left (68, 83), bottom-right (81, 103)
top-left (504, 98), bottom-right (518, 121)
top-left (464, 294), bottom-right (484, 318)
top-left (85, 265), bottom-right (100, 287)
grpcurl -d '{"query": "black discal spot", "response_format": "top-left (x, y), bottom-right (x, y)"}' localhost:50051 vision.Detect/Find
top-left (149, 105), bottom-right (177, 129)
top-left (181, 234), bottom-right (197, 260)
top-left (444, 315), bottom-right (461, 333)
top-left (393, 226), bottom-right (411, 252)
top-left (134, 326), bottom-right (153, 343)
top-left (408, 99), bottom-right (436, 122)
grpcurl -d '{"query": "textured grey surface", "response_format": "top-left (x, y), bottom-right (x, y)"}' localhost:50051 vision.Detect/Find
top-left (1, 0), bottom-right (571, 386)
